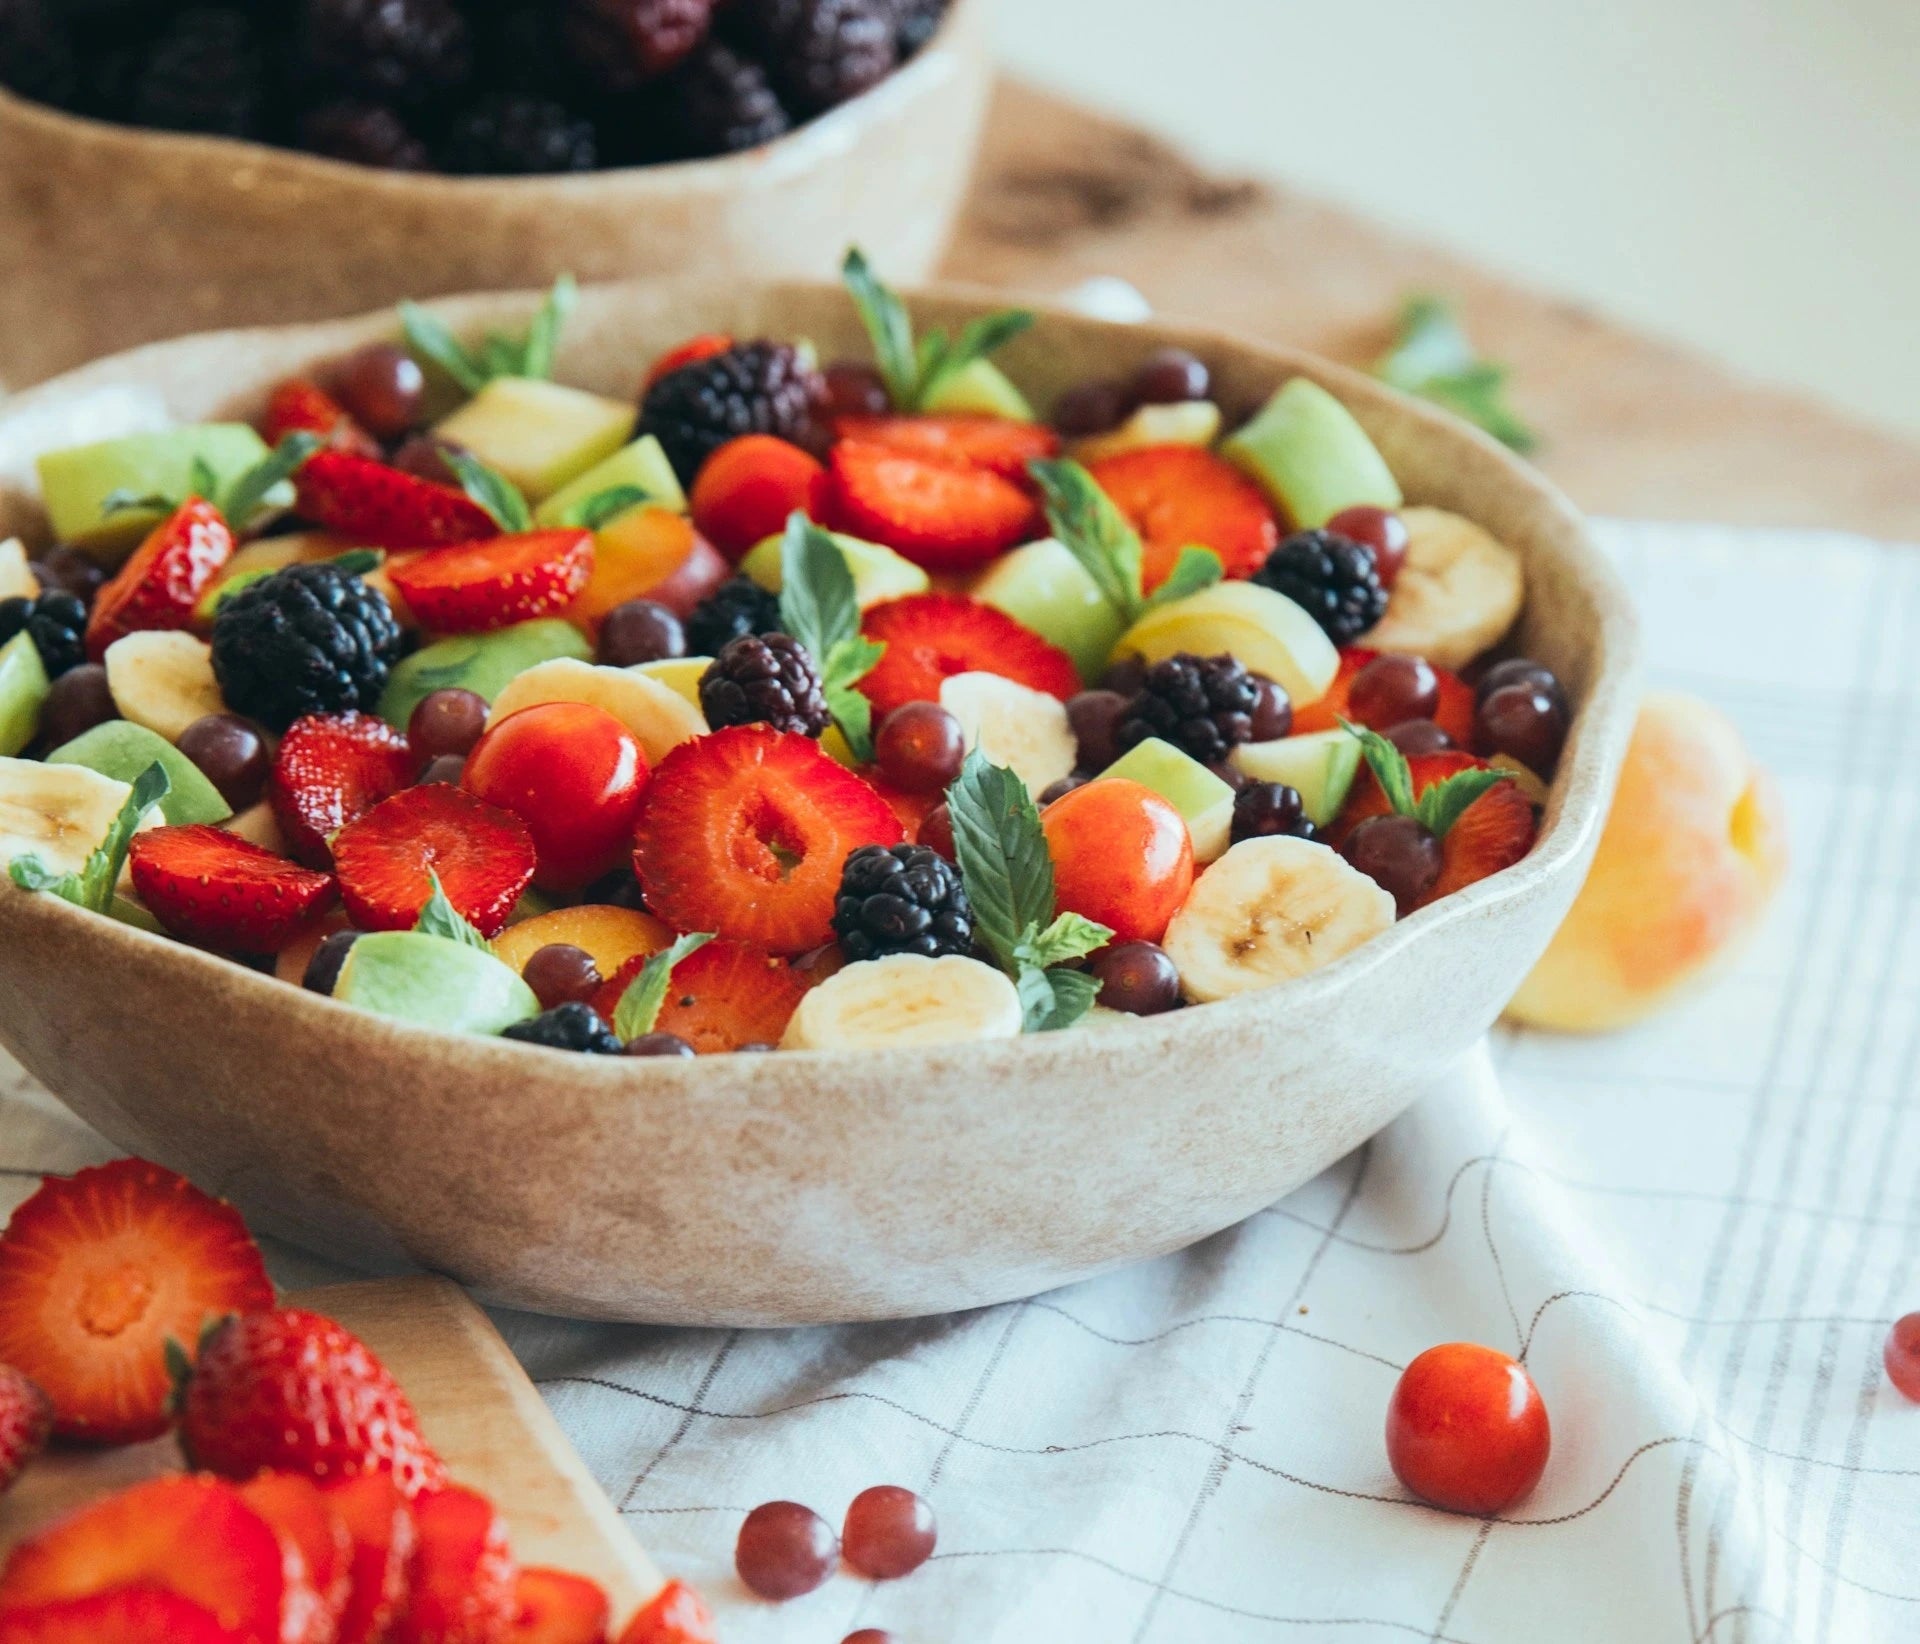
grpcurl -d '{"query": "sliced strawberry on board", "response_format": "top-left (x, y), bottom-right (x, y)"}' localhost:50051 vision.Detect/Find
top-left (0, 1159), bottom-right (272, 1445)
top-left (330, 784), bottom-right (535, 936)
top-left (294, 451), bottom-right (497, 550)
top-left (387, 531), bottom-right (594, 634)
top-left (688, 435), bottom-right (828, 560)
top-left (86, 499), bottom-right (236, 662)
top-left (632, 726), bottom-right (903, 954)
top-left (1087, 444), bottom-right (1279, 588)
top-left (831, 413), bottom-right (1060, 481)
top-left (0, 1474), bottom-right (319, 1643)
top-left (593, 939), bottom-right (807, 1054)
top-left (0, 1587), bottom-right (246, 1644)
top-left (263, 379), bottom-right (379, 459)
top-left (614, 1582), bottom-right (716, 1644)
top-left (1334, 750), bottom-right (1539, 909)
top-left (393, 1487), bottom-right (518, 1644)
top-left (642, 332), bottom-right (732, 394)
top-left (270, 713), bottom-right (420, 870)
top-left (0, 1362), bottom-right (52, 1494)
top-left (240, 1473), bottom-right (355, 1637)
top-left (129, 826), bottom-right (339, 955)
top-left (507, 1569), bottom-right (610, 1644)
top-left (857, 592), bottom-right (1081, 720)
top-left (323, 1473), bottom-right (418, 1644)
top-left (826, 441), bottom-right (1039, 571)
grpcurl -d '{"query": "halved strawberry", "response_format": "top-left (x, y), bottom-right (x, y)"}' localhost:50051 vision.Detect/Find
top-left (387, 531), bottom-right (593, 634)
top-left (1290, 647), bottom-right (1475, 745)
top-left (826, 441), bottom-right (1038, 571)
top-left (394, 1488), bottom-right (517, 1644)
top-left (1087, 444), bottom-right (1279, 588)
top-left (0, 1363), bottom-right (51, 1494)
top-left (688, 435), bottom-right (828, 560)
top-left (0, 1588), bottom-right (241, 1644)
top-left (0, 1159), bottom-right (272, 1445)
top-left (1431, 666), bottom-right (1477, 748)
top-left (323, 1474), bottom-right (417, 1644)
top-left (1335, 750), bottom-right (1539, 908)
top-left (643, 332), bottom-right (732, 393)
top-left (128, 826), bottom-right (338, 956)
top-left (263, 379), bottom-right (378, 459)
top-left (330, 784), bottom-right (535, 936)
top-left (508, 1569), bottom-right (610, 1644)
top-left (615, 1582), bottom-right (716, 1644)
top-left (0, 1474), bottom-right (318, 1642)
top-left (593, 939), bottom-right (806, 1053)
top-left (294, 451), bottom-right (497, 550)
top-left (240, 1473), bottom-right (354, 1634)
top-left (270, 713), bottom-right (420, 870)
top-left (632, 727), bottom-right (903, 954)
top-left (858, 593), bottom-right (1081, 719)
top-left (831, 414), bottom-right (1060, 481)
top-left (85, 499), bottom-right (236, 662)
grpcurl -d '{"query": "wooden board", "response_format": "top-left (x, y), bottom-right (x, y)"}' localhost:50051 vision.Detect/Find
top-left (942, 82), bottom-right (1920, 543)
top-left (0, 1277), bottom-right (660, 1617)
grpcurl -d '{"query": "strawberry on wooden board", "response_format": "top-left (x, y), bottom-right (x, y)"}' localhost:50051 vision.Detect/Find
top-left (0, 1363), bottom-right (51, 1495)
top-left (614, 1582), bottom-right (716, 1644)
top-left (387, 532), bottom-right (594, 634)
top-left (831, 413), bottom-right (1059, 481)
top-left (240, 1472), bottom-right (355, 1639)
top-left (0, 1159), bottom-right (272, 1445)
top-left (85, 499), bottom-right (237, 662)
top-left (329, 784), bottom-right (536, 937)
top-left (393, 1487), bottom-right (517, 1644)
top-left (322, 1473), bottom-right (417, 1644)
top-left (857, 593), bottom-right (1081, 720)
top-left (826, 441), bottom-right (1039, 571)
top-left (0, 1587), bottom-right (244, 1644)
top-left (506, 1568), bottom-right (610, 1644)
top-left (592, 940), bottom-right (806, 1055)
top-left (128, 826), bottom-right (339, 955)
top-left (177, 1307), bottom-right (446, 1499)
top-left (1087, 444), bottom-right (1279, 587)
top-left (293, 452), bottom-right (497, 550)
top-left (270, 713), bottom-right (420, 869)
top-left (263, 380), bottom-right (379, 460)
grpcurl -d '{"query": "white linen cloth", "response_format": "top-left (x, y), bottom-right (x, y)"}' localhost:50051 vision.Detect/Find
top-left (3, 520), bottom-right (1916, 1643)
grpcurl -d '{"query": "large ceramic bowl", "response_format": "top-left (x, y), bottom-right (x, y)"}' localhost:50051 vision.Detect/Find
top-left (0, 0), bottom-right (990, 389)
top-left (0, 278), bottom-right (1639, 1326)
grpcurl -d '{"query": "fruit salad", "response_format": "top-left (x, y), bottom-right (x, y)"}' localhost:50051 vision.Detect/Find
top-left (0, 250), bottom-right (1572, 1057)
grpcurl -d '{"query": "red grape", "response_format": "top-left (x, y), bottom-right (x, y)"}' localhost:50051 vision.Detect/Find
top-left (736, 1500), bottom-right (838, 1601)
top-left (1385, 719), bottom-right (1454, 756)
top-left (1886, 1313), bottom-right (1920, 1401)
top-left (599, 600), bottom-right (686, 667)
top-left (918, 803), bottom-right (954, 861)
top-left (824, 362), bottom-right (892, 420)
top-left (408, 687), bottom-right (489, 760)
top-left (333, 343), bottom-right (426, 440)
top-left (40, 664), bottom-right (116, 746)
top-left (1089, 942), bottom-right (1181, 1016)
top-left (875, 702), bottom-right (965, 794)
top-left (177, 713), bottom-right (269, 810)
top-left (1474, 656), bottom-right (1562, 706)
top-left (1348, 654), bottom-right (1439, 729)
top-left (1066, 690), bottom-right (1127, 773)
top-left (1247, 675), bottom-right (1292, 741)
top-left (1476, 683), bottom-right (1568, 775)
top-left (842, 1484), bottom-right (936, 1580)
top-left (1052, 379), bottom-right (1131, 437)
top-left (1328, 505), bottom-right (1410, 587)
top-left (1340, 814), bottom-right (1441, 916)
top-left (625, 1032), bottom-right (697, 1058)
top-left (522, 943), bottom-right (601, 1009)
top-left (1386, 1343), bottom-right (1550, 1514)
top-left (1128, 347), bottom-right (1210, 406)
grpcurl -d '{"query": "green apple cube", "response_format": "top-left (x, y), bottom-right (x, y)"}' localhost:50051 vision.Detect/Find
top-left (921, 357), bottom-right (1035, 421)
top-left (434, 377), bottom-right (635, 503)
top-left (333, 931), bottom-right (540, 1035)
top-left (972, 537), bottom-right (1126, 684)
top-left (0, 632), bottom-right (49, 758)
top-left (47, 721), bottom-right (231, 825)
top-left (1100, 736), bottom-right (1236, 863)
top-left (533, 433), bottom-right (687, 525)
top-left (1233, 728), bottom-right (1364, 827)
top-left (739, 531), bottom-right (929, 609)
top-left (1222, 378), bottom-right (1401, 529)
top-left (378, 619), bottom-right (592, 729)
top-left (37, 425), bottom-right (275, 557)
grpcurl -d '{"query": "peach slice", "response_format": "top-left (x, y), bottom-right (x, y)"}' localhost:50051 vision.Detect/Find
top-left (489, 903), bottom-right (673, 981)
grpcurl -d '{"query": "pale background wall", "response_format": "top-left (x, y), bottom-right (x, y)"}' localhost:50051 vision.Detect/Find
top-left (992, 0), bottom-right (1920, 436)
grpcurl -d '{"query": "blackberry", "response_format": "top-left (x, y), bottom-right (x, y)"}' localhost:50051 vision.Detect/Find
top-left (721, 0), bottom-right (895, 116)
top-left (132, 8), bottom-right (268, 139)
top-left (210, 561), bottom-right (404, 732)
top-left (1116, 652), bottom-right (1260, 766)
top-left (661, 39), bottom-right (789, 157)
top-left (299, 100), bottom-right (430, 168)
top-left (892, 0), bottom-right (946, 56)
top-left (473, 2), bottom-right (574, 97)
top-left (301, 0), bottom-right (471, 106)
top-left (1231, 783), bottom-right (1318, 847)
top-left (502, 1002), bottom-right (625, 1055)
top-left (1252, 529), bottom-right (1388, 647)
top-left (0, 0), bottom-right (76, 107)
top-left (564, 0), bottom-right (715, 91)
top-left (684, 575), bottom-right (784, 657)
top-left (832, 842), bottom-right (973, 963)
top-left (0, 591), bottom-right (86, 680)
top-left (699, 632), bottom-right (829, 736)
top-left (637, 339), bottom-right (826, 486)
top-left (440, 92), bottom-right (597, 174)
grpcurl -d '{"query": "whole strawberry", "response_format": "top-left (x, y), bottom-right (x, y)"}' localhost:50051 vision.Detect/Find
top-left (177, 1307), bottom-right (446, 1498)
top-left (0, 1363), bottom-right (52, 1495)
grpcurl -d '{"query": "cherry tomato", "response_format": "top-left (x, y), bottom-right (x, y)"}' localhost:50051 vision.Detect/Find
top-left (689, 434), bottom-right (829, 560)
top-left (1040, 778), bottom-right (1194, 945)
top-left (464, 701), bottom-right (648, 892)
top-left (1385, 1342), bottom-right (1550, 1515)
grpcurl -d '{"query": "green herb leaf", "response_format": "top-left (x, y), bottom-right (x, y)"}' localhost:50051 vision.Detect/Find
top-left (1017, 963), bottom-right (1100, 1032)
top-left (188, 455), bottom-right (219, 501)
top-left (99, 489), bottom-right (176, 519)
top-left (945, 751), bottom-right (1056, 974)
top-left (222, 431), bottom-right (321, 528)
top-left (779, 515), bottom-right (884, 760)
top-left (821, 635), bottom-right (884, 763)
top-left (1015, 910), bottom-right (1112, 972)
top-left (8, 855), bottom-right (80, 898)
top-left (1374, 295), bottom-right (1537, 454)
top-left (1027, 457), bottom-right (1146, 622)
top-left (13, 761), bottom-right (174, 912)
top-left (413, 870), bottom-right (491, 951)
top-left (917, 309), bottom-right (1035, 407)
top-left (1342, 719), bottom-right (1417, 819)
top-left (520, 274), bottom-right (578, 381)
top-left (1141, 544), bottom-right (1224, 613)
top-left (553, 484), bottom-right (650, 531)
top-left (1415, 767), bottom-right (1513, 839)
top-left (842, 247), bottom-right (920, 410)
top-left (446, 450), bottom-right (532, 533)
top-left (613, 931), bottom-right (715, 1041)
top-left (400, 302), bottom-right (487, 395)
top-left (329, 549), bottom-right (385, 579)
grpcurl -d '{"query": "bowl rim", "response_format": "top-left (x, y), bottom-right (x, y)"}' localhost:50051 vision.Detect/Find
top-left (0, 273), bottom-right (1641, 1087)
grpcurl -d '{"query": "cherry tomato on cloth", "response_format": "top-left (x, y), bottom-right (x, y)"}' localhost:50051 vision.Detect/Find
top-left (1385, 1342), bottom-right (1550, 1515)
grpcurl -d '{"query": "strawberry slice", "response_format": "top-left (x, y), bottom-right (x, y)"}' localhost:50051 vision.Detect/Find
top-left (241, 1473), bottom-right (354, 1634)
top-left (643, 332), bottom-right (732, 393)
top-left (270, 713), bottom-right (420, 870)
top-left (1087, 444), bottom-right (1279, 587)
top-left (857, 593), bottom-right (1081, 719)
top-left (863, 767), bottom-right (944, 838)
top-left (632, 727), bottom-right (903, 954)
top-left (0, 1159), bottom-right (272, 1445)
top-left (688, 435), bottom-right (828, 560)
top-left (1334, 750), bottom-right (1539, 908)
top-left (85, 499), bottom-right (236, 662)
top-left (615, 1582), bottom-right (716, 1644)
top-left (0, 1474), bottom-right (319, 1642)
top-left (394, 1487), bottom-right (518, 1644)
top-left (294, 451), bottom-right (497, 550)
top-left (832, 414), bottom-right (1060, 481)
top-left (0, 1588), bottom-right (242, 1643)
top-left (593, 939), bottom-right (806, 1053)
top-left (263, 378), bottom-right (379, 459)
top-left (323, 1474), bottom-right (417, 1644)
top-left (0, 1363), bottom-right (51, 1493)
top-left (826, 441), bottom-right (1039, 571)
top-left (129, 826), bottom-right (339, 955)
top-left (387, 531), bottom-right (594, 634)
top-left (508, 1569), bottom-right (610, 1644)
top-left (330, 784), bottom-right (536, 936)
top-left (1431, 666), bottom-right (1477, 747)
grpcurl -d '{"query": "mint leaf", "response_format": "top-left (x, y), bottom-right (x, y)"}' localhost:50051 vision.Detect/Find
top-left (613, 932), bottom-right (714, 1041)
top-left (400, 302), bottom-right (487, 395)
top-left (842, 247), bottom-right (1032, 411)
top-left (223, 431), bottom-right (320, 528)
top-left (1342, 719), bottom-right (1416, 819)
top-left (520, 274), bottom-right (578, 382)
top-left (779, 515), bottom-right (883, 760)
top-left (945, 751), bottom-right (1055, 974)
top-left (1015, 910), bottom-right (1112, 972)
top-left (13, 761), bottom-right (173, 913)
top-left (1415, 767), bottom-right (1513, 839)
top-left (99, 488), bottom-right (177, 519)
top-left (446, 450), bottom-right (531, 533)
top-left (1027, 457), bottom-right (1147, 622)
top-left (413, 870), bottom-right (490, 951)
top-left (330, 549), bottom-right (385, 579)
top-left (1374, 295), bottom-right (1537, 454)
top-left (554, 485), bottom-right (650, 531)
top-left (400, 275), bottom-right (579, 397)
top-left (188, 455), bottom-right (218, 501)
top-left (916, 309), bottom-right (1035, 408)
top-left (1017, 964), bottom-right (1100, 1033)
top-left (1141, 544), bottom-right (1223, 614)
top-left (8, 855), bottom-right (81, 898)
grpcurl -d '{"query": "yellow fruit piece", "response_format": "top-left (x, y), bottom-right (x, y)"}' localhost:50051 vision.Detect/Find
top-left (739, 531), bottom-right (929, 609)
top-left (433, 378), bottom-right (634, 502)
top-left (1071, 401), bottom-right (1222, 465)
top-left (569, 507), bottom-right (699, 638)
top-left (632, 657), bottom-right (710, 711)
top-left (1116, 580), bottom-right (1340, 704)
top-left (489, 657), bottom-right (705, 766)
top-left (491, 904), bottom-right (673, 978)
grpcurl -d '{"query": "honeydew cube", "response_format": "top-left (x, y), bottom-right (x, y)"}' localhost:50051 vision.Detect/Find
top-left (1100, 736), bottom-right (1235, 863)
top-left (533, 433), bottom-right (687, 525)
top-left (739, 531), bottom-right (928, 609)
top-left (971, 537), bottom-right (1124, 684)
top-left (37, 425), bottom-right (275, 557)
top-left (1221, 377), bottom-right (1401, 529)
top-left (334, 931), bottom-right (540, 1036)
top-left (434, 377), bottom-right (635, 503)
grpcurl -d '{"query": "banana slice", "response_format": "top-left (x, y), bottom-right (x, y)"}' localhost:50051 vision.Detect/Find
top-left (939, 672), bottom-right (1077, 799)
top-left (0, 757), bottom-right (158, 876)
top-left (489, 657), bottom-right (706, 766)
top-left (1364, 506), bottom-right (1523, 670)
top-left (103, 630), bottom-right (224, 743)
top-left (1162, 835), bottom-right (1395, 1003)
top-left (0, 539), bottom-right (38, 601)
top-left (781, 954), bottom-right (1024, 1051)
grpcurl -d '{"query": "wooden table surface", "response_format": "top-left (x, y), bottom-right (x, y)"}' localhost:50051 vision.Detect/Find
top-left (942, 83), bottom-right (1920, 543)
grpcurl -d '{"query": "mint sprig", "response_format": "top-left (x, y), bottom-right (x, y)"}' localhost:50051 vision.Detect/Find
top-left (8, 762), bottom-right (171, 914)
top-left (778, 515), bottom-right (886, 762)
top-left (613, 932), bottom-right (715, 1041)
top-left (1027, 457), bottom-right (1221, 625)
top-left (401, 274), bottom-right (579, 397)
top-left (101, 431), bottom-right (321, 531)
top-left (841, 248), bottom-right (1034, 412)
top-left (413, 870), bottom-right (491, 951)
top-left (446, 450), bottom-right (532, 533)
top-left (1374, 295), bottom-right (1537, 454)
top-left (551, 484), bottom-right (651, 531)
top-left (1342, 719), bottom-right (1513, 837)
top-left (945, 751), bottom-right (1113, 1032)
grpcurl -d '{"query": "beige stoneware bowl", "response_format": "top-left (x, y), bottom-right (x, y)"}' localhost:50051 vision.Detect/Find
top-left (0, 0), bottom-right (990, 389)
top-left (0, 278), bottom-right (1639, 1325)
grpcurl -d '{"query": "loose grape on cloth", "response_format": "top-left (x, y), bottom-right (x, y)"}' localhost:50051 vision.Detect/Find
top-left (3, 520), bottom-right (1914, 1642)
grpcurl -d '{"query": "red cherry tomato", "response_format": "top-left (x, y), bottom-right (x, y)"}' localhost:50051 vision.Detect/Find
top-left (1040, 778), bottom-right (1194, 945)
top-left (689, 434), bottom-right (829, 560)
top-left (464, 701), bottom-right (648, 892)
top-left (1385, 1342), bottom-right (1550, 1515)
